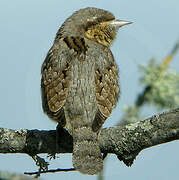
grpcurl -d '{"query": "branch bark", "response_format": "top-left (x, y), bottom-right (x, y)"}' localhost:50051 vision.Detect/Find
top-left (0, 108), bottom-right (179, 166)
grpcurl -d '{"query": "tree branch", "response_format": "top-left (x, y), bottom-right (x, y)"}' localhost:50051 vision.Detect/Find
top-left (0, 108), bottom-right (179, 166)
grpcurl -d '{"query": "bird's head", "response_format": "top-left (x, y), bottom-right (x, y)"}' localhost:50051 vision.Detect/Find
top-left (58, 7), bottom-right (132, 47)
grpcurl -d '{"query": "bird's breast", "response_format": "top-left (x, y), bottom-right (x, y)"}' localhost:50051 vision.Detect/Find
top-left (64, 53), bottom-right (98, 126)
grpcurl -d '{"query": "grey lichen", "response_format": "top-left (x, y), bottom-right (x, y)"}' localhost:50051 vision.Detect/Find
top-left (140, 120), bottom-right (153, 132)
top-left (0, 108), bottom-right (179, 172)
top-left (0, 128), bottom-right (27, 153)
top-left (125, 122), bottom-right (139, 131)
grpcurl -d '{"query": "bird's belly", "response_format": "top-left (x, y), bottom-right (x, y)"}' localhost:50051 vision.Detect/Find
top-left (64, 58), bottom-right (98, 132)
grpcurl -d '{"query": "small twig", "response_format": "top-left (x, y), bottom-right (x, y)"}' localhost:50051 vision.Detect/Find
top-left (24, 168), bottom-right (76, 175)
top-left (160, 38), bottom-right (179, 70)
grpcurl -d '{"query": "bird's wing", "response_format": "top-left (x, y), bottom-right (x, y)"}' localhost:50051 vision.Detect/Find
top-left (41, 42), bottom-right (71, 124)
top-left (92, 55), bottom-right (119, 132)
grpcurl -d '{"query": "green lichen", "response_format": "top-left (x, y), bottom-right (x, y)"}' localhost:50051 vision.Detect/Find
top-left (139, 59), bottom-right (179, 109)
top-left (140, 120), bottom-right (153, 131)
top-left (126, 122), bottom-right (139, 131)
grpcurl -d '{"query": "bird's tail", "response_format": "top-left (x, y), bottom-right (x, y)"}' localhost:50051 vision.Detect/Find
top-left (72, 126), bottom-right (103, 175)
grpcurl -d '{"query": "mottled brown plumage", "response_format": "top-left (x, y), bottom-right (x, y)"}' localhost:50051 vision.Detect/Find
top-left (41, 7), bottom-right (131, 175)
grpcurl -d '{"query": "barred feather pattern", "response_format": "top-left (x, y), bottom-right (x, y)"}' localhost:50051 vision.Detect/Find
top-left (41, 7), bottom-right (121, 175)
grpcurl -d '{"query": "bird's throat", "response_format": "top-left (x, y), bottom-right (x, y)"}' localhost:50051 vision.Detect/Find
top-left (85, 24), bottom-right (116, 47)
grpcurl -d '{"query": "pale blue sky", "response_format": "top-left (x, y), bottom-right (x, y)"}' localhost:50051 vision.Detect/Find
top-left (0, 0), bottom-right (179, 180)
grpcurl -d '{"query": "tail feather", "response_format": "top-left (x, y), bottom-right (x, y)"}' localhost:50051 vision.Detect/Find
top-left (72, 127), bottom-right (103, 175)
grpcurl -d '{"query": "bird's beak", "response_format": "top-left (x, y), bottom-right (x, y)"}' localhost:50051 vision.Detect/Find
top-left (110, 20), bottom-right (133, 30)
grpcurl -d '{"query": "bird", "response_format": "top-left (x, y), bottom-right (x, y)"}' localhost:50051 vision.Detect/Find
top-left (41, 7), bottom-right (131, 175)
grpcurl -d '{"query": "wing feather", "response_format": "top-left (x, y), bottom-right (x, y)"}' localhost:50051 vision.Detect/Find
top-left (92, 54), bottom-right (119, 132)
top-left (41, 43), bottom-right (71, 124)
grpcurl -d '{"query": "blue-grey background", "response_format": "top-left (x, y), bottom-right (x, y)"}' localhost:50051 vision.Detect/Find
top-left (0, 0), bottom-right (179, 180)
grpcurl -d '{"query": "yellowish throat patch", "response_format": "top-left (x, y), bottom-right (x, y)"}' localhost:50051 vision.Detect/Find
top-left (85, 21), bottom-right (117, 47)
